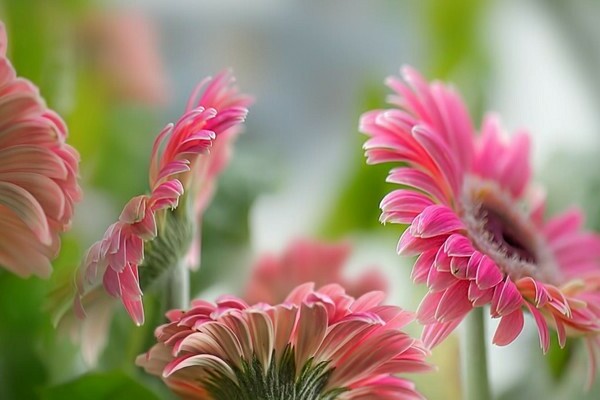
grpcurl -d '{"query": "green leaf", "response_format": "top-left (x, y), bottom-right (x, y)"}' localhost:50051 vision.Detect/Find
top-left (195, 149), bottom-right (274, 294)
top-left (319, 80), bottom-right (405, 238)
top-left (40, 371), bottom-right (160, 400)
top-left (546, 334), bottom-right (574, 381)
top-left (0, 271), bottom-right (49, 399)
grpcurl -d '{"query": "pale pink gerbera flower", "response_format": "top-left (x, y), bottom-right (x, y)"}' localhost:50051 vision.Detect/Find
top-left (79, 10), bottom-right (169, 105)
top-left (244, 238), bottom-right (387, 305)
top-left (0, 23), bottom-right (81, 277)
top-left (361, 67), bottom-right (600, 360)
top-left (75, 71), bottom-right (250, 326)
top-left (137, 283), bottom-right (431, 399)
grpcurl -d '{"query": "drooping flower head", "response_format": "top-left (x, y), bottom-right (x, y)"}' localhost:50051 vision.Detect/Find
top-left (137, 283), bottom-right (431, 400)
top-left (244, 238), bottom-right (387, 305)
top-left (361, 66), bottom-right (600, 368)
top-left (75, 71), bottom-right (250, 325)
top-left (182, 72), bottom-right (253, 270)
top-left (0, 23), bottom-right (81, 277)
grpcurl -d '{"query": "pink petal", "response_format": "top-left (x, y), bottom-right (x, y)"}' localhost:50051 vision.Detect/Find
top-left (417, 291), bottom-right (444, 324)
top-left (245, 310), bottom-right (274, 371)
top-left (444, 234), bottom-right (474, 257)
top-left (525, 302), bottom-right (550, 353)
top-left (102, 267), bottom-right (121, 297)
top-left (156, 159), bottom-right (191, 182)
top-left (163, 354), bottom-right (235, 380)
top-left (497, 130), bottom-right (531, 198)
top-left (474, 114), bottom-right (503, 179)
top-left (450, 256), bottom-right (470, 279)
top-left (410, 205), bottom-right (464, 238)
top-left (426, 266), bottom-right (457, 292)
top-left (434, 280), bottom-right (472, 322)
top-left (468, 282), bottom-right (494, 307)
top-left (475, 256), bottom-right (503, 290)
top-left (516, 277), bottom-right (549, 307)
top-left (0, 181), bottom-right (51, 245)
top-left (466, 252), bottom-right (484, 279)
top-left (386, 167), bottom-right (450, 205)
top-left (491, 278), bottom-right (523, 317)
top-left (119, 195), bottom-right (147, 224)
top-left (421, 318), bottom-right (463, 349)
top-left (543, 209), bottom-right (582, 243)
top-left (552, 313), bottom-right (567, 348)
top-left (352, 291), bottom-right (386, 312)
top-left (434, 245), bottom-right (452, 272)
top-left (380, 189), bottom-right (434, 224)
top-left (284, 282), bottom-right (315, 304)
top-left (397, 229), bottom-right (446, 256)
top-left (492, 309), bottom-right (524, 346)
top-left (0, 172), bottom-right (66, 221)
top-left (430, 82), bottom-right (475, 170)
top-left (119, 263), bottom-right (143, 298)
top-left (411, 249), bottom-right (436, 283)
top-left (123, 295), bottom-right (145, 326)
top-left (294, 303), bottom-right (327, 371)
top-left (412, 125), bottom-right (462, 198)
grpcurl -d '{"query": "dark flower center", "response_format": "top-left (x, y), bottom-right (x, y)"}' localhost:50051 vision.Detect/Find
top-left (461, 177), bottom-right (559, 284)
top-left (479, 205), bottom-right (537, 264)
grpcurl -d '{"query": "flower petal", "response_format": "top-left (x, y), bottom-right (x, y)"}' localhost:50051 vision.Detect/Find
top-left (493, 309), bottom-right (524, 346)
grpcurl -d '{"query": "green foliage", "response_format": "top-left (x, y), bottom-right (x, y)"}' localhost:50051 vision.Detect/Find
top-left (196, 150), bottom-right (275, 295)
top-left (422, 0), bottom-right (488, 79)
top-left (89, 105), bottom-right (158, 205)
top-left (420, 0), bottom-right (491, 122)
top-left (2, 1), bottom-right (50, 92)
top-left (320, 80), bottom-right (405, 238)
top-left (39, 371), bottom-right (160, 400)
top-left (546, 334), bottom-right (574, 381)
top-left (0, 272), bottom-right (49, 399)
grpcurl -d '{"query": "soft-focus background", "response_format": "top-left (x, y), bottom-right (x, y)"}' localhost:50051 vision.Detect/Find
top-left (1, 0), bottom-right (600, 399)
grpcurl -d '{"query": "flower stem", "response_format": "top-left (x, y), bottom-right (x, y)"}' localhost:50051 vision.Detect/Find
top-left (462, 307), bottom-right (492, 400)
top-left (168, 259), bottom-right (189, 310)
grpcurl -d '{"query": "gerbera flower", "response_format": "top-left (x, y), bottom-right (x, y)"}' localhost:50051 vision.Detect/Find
top-left (361, 66), bottom-right (600, 360)
top-left (75, 71), bottom-right (250, 325)
top-left (244, 238), bottom-right (387, 305)
top-left (0, 23), bottom-right (81, 277)
top-left (78, 10), bottom-right (169, 105)
top-left (137, 283), bottom-right (431, 400)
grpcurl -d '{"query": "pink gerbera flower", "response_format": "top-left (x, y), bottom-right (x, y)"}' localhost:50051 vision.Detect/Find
top-left (78, 10), bottom-right (169, 105)
top-left (75, 71), bottom-right (250, 325)
top-left (361, 67), bottom-right (600, 362)
top-left (137, 283), bottom-right (431, 400)
top-left (244, 238), bottom-right (387, 305)
top-left (0, 23), bottom-right (81, 277)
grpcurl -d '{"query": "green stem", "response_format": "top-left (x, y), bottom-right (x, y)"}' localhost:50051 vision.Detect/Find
top-left (168, 259), bottom-right (189, 310)
top-left (462, 307), bottom-right (492, 400)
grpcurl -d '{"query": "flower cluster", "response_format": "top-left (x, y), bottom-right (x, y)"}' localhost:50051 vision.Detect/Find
top-left (361, 66), bottom-right (600, 358)
top-left (8, 8), bottom-right (600, 395)
top-left (137, 283), bottom-right (431, 400)
top-left (77, 10), bottom-right (169, 105)
top-left (0, 23), bottom-right (81, 278)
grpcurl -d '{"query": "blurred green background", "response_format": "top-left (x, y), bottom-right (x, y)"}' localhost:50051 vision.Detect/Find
top-left (1, 0), bottom-right (600, 399)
